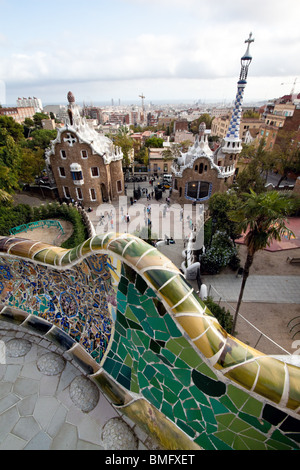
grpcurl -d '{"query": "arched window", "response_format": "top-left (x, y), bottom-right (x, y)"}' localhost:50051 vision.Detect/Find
top-left (195, 165), bottom-right (198, 172)
top-left (199, 163), bottom-right (203, 174)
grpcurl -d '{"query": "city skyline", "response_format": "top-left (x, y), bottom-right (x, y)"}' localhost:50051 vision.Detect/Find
top-left (0, 0), bottom-right (299, 106)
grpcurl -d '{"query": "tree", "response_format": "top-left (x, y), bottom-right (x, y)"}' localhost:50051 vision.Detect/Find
top-left (144, 136), bottom-right (164, 148)
top-left (0, 116), bottom-right (24, 142)
top-left (235, 139), bottom-right (273, 194)
top-left (112, 131), bottom-right (133, 168)
top-left (208, 191), bottom-right (240, 241)
top-left (0, 128), bottom-right (23, 193)
top-left (272, 131), bottom-right (300, 188)
top-left (190, 114), bottom-right (214, 133)
top-left (228, 189), bottom-right (300, 335)
top-left (33, 112), bottom-right (50, 129)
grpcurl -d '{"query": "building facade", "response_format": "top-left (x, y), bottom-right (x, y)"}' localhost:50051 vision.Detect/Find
top-left (0, 106), bottom-right (35, 124)
top-left (45, 92), bottom-right (124, 205)
top-left (16, 97), bottom-right (43, 113)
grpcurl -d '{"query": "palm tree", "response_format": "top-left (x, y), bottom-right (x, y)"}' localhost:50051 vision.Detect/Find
top-left (228, 189), bottom-right (300, 335)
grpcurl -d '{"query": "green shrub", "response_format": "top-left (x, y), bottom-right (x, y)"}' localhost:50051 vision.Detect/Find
top-left (203, 296), bottom-right (233, 333)
top-left (200, 230), bottom-right (240, 274)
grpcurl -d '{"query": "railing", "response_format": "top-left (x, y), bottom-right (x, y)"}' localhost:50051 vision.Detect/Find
top-left (9, 220), bottom-right (65, 236)
top-left (207, 283), bottom-right (292, 355)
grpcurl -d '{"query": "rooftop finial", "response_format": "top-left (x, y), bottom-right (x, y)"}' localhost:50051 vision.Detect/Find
top-left (67, 91), bottom-right (75, 104)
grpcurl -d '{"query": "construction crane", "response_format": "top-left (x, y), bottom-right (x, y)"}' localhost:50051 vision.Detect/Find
top-left (281, 77), bottom-right (298, 95)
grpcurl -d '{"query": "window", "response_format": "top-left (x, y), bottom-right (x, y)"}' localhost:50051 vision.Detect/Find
top-left (60, 149), bottom-right (67, 159)
top-left (91, 167), bottom-right (99, 177)
top-left (71, 170), bottom-right (83, 181)
top-left (59, 167), bottom-right (66, 177)
top-left (186, 181), bottom-right (211, 201)
top-left (117, 180), bottom-right (122, 192)
top-left (81, 150), bottom-right (88, 159)
top-left (76, 187), bottom-right (83, 200)
top-left (63, 186), bottom-right (70, 199)
top-left (90, 188), bottom-right (97, 201)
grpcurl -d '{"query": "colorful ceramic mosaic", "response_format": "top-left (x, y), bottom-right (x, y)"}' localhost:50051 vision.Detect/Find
top-left (0, 233), bottom-right (300, 450)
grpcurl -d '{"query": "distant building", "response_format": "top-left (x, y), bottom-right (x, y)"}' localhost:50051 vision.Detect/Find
top-left (45, 92), bottom-right (124, 205)
top-left (0, 106), bottom-right (35, 124)
top-left (16, 97), bottom-right (43, 113)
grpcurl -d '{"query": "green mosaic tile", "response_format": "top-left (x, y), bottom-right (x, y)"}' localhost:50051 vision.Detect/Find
top-left (163, 313), bottom-right (182, 337)
top-left (157, 353), bottom-right (173, 367)
top-left (271, 429), bottom-right (299, 448)
top-left (162, 385), bottom-right (178, 404)
top-left (241, 396), bottom-right (263, 417)
top-left (176, 419), bottom-right (196, 438)
top-left (135, 330), bottom-right (151, 348)
top-left (238, 412), bottom-right (271, 434)
top-left (140, 298), bottom-right (158, 317)
top-left (232, 435), bottom-right (251, 450)
top-left (164, 377), bottom-right (183, 395)
top-left (179, 347), bottom-right (203, 369)
top-left (138, 372), bottom-right (149, 389)
top-left (216, 413), bottom-right (235, 429)
top-left (214, 430), bottom-right (235, 447)
top-left (135, 274), bottom-right (148, 295)
top-left (144, 364), bottom-right (156, 380)
top-left (142, 388), bottom-right (161, 409)
top-left (154, 363), bottom-right (175, 380)
top-left (149, 339), bottom-right (161, 353)
top-left (142, 350), bottom-right (160, 363)
top-left (140, 320), bottom-right (155, 338)
top-left (130, 305), bottom-right (147, 322)
top-left (172, 368), bottom-right (191, 387)
top-left (161, 401), bottom-right (174, 421)
top-left (192, 369), bottom-right (226, 398)
top-left (201, 405), bottom-right (218, 426)
top-left (150, 376), bottom-right (162, 389)
top-left (183, 397), bottom-right (198, 409)
top-left (173, 400), bottom-right (187, 421)
top-left (227, 384), bottom-right (249, 409)
top-left (230, 417), bottom-right (251, 433)
top-left (195, 433), bottom-right (217, 450)
top-left (179, 388), bottom-right (191, 401)
top-left (209, 398), bottom-right (230, 415)
top-left (160, 348), bottom-right (176, 365)
top-left (240, 426), bottom-right (267, 442)
top-left (127, 319), bottom-right (143, 330)
top-left (189, 385), bottom-right (211, 407)
top-left (124, 305), bottom-right (140, 323)
top-left (151, 386), bottom-right (163, 404)
top-left (206, 433), bottom-right (233, 450)
top-left (152, 298), bottom-right (167, 316)
top-left (155, 330), bottom-right (171, 342)
top-left (185, 408), bottom-right (203, 422)
top-left (219, 395), bottom-right (238, 414)
top-left (238, 435), bottom-right (267, 450)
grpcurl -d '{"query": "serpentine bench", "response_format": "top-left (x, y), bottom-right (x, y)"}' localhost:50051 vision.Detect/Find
top-left (0, 233), bottom-right (299, 450)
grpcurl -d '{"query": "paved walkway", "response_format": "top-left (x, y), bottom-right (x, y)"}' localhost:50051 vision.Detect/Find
top-left (0, 324), bottom-right (157, 450)
top-left (203, 274), bottom-right (300, 304)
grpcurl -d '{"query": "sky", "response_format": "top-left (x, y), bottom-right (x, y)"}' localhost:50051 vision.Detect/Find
top-left (0, 0), bottom-right (299, 107)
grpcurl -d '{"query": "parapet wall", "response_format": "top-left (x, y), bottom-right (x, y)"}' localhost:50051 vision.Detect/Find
top-left (0, 233), bottom-right (299, 450)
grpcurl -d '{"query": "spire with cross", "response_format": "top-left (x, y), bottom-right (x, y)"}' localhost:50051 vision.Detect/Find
top-left (222, 33), bottom-right (255, 153)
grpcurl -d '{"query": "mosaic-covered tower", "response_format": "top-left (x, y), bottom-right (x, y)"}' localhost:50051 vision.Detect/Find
top-left (222, 32), bottom-right (255, 155)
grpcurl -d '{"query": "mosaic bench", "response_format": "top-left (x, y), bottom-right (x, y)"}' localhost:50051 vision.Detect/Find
top-left (0, 233), bottom-right (299, 450)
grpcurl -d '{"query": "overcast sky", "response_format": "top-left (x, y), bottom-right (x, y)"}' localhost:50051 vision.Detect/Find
top-left (0, 0), bottom-right (299, 107)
